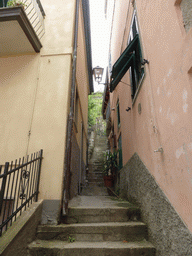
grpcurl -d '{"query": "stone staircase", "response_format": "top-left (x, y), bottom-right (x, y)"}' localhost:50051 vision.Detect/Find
top-left (28, 196), bottom-right (155, 255)
top-left (82, 134), bottom-right (109, 196)
top-left (28, 134), bottom-right (156, 255)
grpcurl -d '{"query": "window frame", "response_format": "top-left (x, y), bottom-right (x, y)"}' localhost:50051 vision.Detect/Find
top-left (128, 10), bottom-right (145, 104)
top-left (116, 99), bottom-right (121, 130)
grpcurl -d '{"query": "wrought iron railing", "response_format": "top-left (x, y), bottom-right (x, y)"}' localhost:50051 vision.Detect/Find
top-left (0, 149), bottom-right (43, 236)
top-left (0, 0), bottom-right (45, 40)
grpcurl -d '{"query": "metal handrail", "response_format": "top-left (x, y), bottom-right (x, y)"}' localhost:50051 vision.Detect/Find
top-left (0, 149), bottom-right (43, 236)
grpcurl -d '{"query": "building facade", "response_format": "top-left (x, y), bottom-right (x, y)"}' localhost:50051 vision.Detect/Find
top-left (0, 0), bottom-right (93, 225)
top-left (103, 0), bottom-right (192, 254)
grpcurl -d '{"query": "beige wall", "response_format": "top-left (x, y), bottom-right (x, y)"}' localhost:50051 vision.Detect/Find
top-left (76, 2), bottom-right (90, 165)
top-left (0, 0), bottom-right (76, 200)
top-left (109, 0), bottom-right (192, 231)
top-left (0, 0), bottom-right (91, 203)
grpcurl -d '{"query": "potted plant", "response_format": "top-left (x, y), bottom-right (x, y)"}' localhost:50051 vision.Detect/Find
top-left (7, 0), bottom-right (26, 7)
top-left (102, 150), bottom-right (118, 187)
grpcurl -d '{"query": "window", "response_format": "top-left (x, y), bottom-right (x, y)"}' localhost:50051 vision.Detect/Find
top-left (0, 0), bottom-right (8, 7)
top-left (110, 10), bottom-right (144, 102)
top-left (128, 10), bottom-right (144, 100)
top-left (118, 135), bottom-right (123, 170)
top-left (117, 100), bottom-right (120, 129)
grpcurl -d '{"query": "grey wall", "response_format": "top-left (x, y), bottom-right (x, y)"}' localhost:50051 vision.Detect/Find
top-left (120, 153), bottom-right (192, 256)
top-left (0, 201), bottom-right (43, 256)
top-left (180, 0), bottom-right (192, 33)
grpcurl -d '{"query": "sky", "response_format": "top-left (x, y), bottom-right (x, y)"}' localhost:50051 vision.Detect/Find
top-left (89, 0), bottom-right (109, 92)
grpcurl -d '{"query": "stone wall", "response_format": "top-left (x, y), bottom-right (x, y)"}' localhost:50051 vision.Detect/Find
top-left (0, 200), bottom-right (43, 256)
top-left (180, 0), bottom-right (192, 32)
top-left (120, 153), bottom-right (192, 256)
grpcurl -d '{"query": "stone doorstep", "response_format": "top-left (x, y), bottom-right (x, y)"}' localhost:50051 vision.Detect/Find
top-left (36, 222), bottom-right (148, 242)
top-left (28, 240), bottom-right (156, 256)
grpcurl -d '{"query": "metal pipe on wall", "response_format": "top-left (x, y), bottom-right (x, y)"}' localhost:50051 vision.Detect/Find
top-left (79, 121), bottom-right (83, 195)
top-left (62, 0), bottom-right (80, 216)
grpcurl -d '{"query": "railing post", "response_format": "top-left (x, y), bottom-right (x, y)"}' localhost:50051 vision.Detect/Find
top-left (35, 149), bottom-right (43, 202)
top-left (0, 162), bottom-right (9, 215)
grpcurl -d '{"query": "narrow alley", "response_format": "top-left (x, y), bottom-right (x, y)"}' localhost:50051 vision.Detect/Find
top-left (28, 134), bottom-right (155, 255)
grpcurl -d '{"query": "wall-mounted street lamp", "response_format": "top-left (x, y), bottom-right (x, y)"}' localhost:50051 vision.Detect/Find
top-left (92, 66), bottom-right (104, 84)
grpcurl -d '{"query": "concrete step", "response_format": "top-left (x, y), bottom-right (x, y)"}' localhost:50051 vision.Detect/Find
top-left (89, 165), bottom-right (103, 171)
top-left (81, 186), bottom-right (108, 196)
top-left (28, 240), bottom-right (156, 256)
top-left (29, 240), bottom-right (155, 256)
top-left (88, 178), bottom-right (104, 183)
top-left (88, 176), bottom-right (103, 181)
top-left (86, 181), bottom-right (104, 187)
top-left (36, 222), bottom-right (148, 242)
top-left (65, 206), bottom-right (141, 224)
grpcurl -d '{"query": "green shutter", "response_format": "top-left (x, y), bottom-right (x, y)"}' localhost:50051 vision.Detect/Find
top-left (110, 53), bottom-right (135, 92)
top-left (110, 34), bottom-right (144, 94)
top-left (110, 34), bottom-right (139, 92)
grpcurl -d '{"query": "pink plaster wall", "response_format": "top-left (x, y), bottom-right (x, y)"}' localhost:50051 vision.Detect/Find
top-left (109, 0), bottom-right (192, 231)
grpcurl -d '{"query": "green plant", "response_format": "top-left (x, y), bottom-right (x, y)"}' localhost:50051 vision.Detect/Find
top-left (7, 0), bottom-right (26, 7)
top-left (68, 235), bottom-right (75, 243)
top-left (88, 92), bottom-right (106, 129)
top-left (103, 150), bottom-right (119, 176)
top-left (115, 187), bottom-right (120, 196)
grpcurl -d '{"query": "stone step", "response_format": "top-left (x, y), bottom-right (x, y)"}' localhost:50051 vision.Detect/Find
top-left (81, 186), bottom-right (108, 196)
top-left (65, 206), bottom-right (141, 224)
top-left (90, 172), bottom-right (103, 176)
top-left (28, 240), bottom-right (156, 256)
top-left (88, 178), bottom-right (103, 183)
top-left (89, 165), bottom-right (103, 170)
top-left (87, 172), bottom-right (103, 177)
top-left (87, 175), bottom-right (103, 180)
top-left (86, 181), bottom-right (104, 187)
top-left (36, 222), bottom-right (148, 242)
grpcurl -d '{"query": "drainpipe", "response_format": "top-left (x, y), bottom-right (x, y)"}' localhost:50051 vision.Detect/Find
top-left (78, 121), bottom-right (83, 195)
top-left (62, 0), bottom-right (80, 216)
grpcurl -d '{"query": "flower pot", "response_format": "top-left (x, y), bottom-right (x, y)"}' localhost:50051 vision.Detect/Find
top-left (103, 175), bottom-right (113, 187)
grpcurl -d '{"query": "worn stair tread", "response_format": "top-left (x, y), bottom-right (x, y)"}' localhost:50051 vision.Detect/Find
top-left (68, 205), bottom-right (138, 210)
top-left (36, 222), bottom-right (148, 242)
top-left (29, 239), bottom-right (155, 249)
top-left (38, 221), bottom-right (146, 230)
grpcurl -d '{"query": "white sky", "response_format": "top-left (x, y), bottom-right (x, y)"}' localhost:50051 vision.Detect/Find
top-left (89, 0), bottom-right (109, 92)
